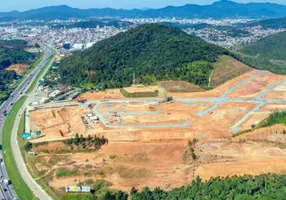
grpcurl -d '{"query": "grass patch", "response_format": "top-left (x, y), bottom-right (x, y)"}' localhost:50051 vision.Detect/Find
top-left (2, 96), bottom-right (38, 200)
top-left (120, 88), bottom-right (158, 98)
top-left (232, 129), bottom-right (253, 138)
top-left (56, 168), bottom-right (78, 178)
top-left (211, 55), bottom-right (251, 87)
top-left (61, 193), bottom-right (94, 200)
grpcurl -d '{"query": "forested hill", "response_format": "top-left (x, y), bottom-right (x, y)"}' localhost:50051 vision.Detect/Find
top-left (59, 24), bottom-right (231, 89)
top-left (0, 40), bottom-right (35, 100)
top-left (0, 40), bottom-right (35, 69)
top-left (240, 31), bottom-right (286, 74)
top-left (247, 17), bottom-right (286, 29)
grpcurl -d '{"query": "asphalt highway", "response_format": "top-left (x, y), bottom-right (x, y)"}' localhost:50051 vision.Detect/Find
top-left (0, 45), bottom-right (52, 200)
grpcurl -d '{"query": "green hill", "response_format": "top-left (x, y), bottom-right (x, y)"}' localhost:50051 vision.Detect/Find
top-left (0, 40), bottom-right (36, 101)
top-left (0, 40), bottom-right (35, 69)
top-left (59, 24), bottom-right (244, 89)
top-left (247, 17), bottom-right (286, 29)
top-left (239, 31), bottom-right (286, 75)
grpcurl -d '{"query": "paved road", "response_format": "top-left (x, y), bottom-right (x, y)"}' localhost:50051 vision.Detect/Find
top-left (0, 44), bottom-right (53, 200)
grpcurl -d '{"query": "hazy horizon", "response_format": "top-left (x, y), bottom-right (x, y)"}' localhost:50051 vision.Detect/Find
top-left (1, 0), bottom-right (286, 12)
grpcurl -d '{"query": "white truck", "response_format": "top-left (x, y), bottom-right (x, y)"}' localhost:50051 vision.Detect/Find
top-left (4, 179), bottom-right (9, 186)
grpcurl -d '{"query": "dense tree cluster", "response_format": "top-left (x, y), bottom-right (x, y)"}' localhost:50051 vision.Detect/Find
top-left (63, 134), bottom-right (107, 150)
top-left (257, 111), bottom-right (286, 128)
top-left (0, 40), bottom-right (36, 100)
top-left (130, 173), bottom-right (286, 200)
top-left (239, 31), bottom-right (286, 75)
top-left (0, 40), bottom-right (34, 69)
top-left (0, 70), bottom-right (17, 91)
top-left (59, 24), bottom-right (230, 89)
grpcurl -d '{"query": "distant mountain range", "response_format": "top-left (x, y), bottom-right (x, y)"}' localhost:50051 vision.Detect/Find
top-left (2, 0), bottom-right (286, 20)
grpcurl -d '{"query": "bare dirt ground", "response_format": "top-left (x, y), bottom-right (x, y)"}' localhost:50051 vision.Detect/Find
top-left (124, 86), bottom-right (159, 93)
top-left (261, 104), bottom-right (286, 111)
top-left (264, 92), bottom-right (286, 100)
top-left (234, 124), bottom-right (286, 143)
top-left (30, 106), bottom-right (89, 139)
top-left (31, 139), bottom-right (286, 193)
top-left (27, 69), bottom-right (286, 194)
top-left (274, 84), bottom-right (286, 92)
top-left (229, 72), bottom-right (285, 98)
top-left (5, 64), bottom-right (28, 75)
top-left (240, 114), bottom-right (270, 130)
top-left (79, 89), bottom-right (124, 100)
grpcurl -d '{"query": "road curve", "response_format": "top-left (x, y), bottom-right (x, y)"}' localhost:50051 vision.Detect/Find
top-left (0, 44), bottom-right (54, 200)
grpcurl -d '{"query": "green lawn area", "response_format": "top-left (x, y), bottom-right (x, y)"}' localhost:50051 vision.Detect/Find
top-left (56, 168), bottom-right (78, 178)
top-left (2, 96), bottom-right (38, 200)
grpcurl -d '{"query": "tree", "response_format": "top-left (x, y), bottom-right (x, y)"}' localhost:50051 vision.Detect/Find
top-left (116, 190), bottom-right (128, 200)
top-left (79, 134), bottom-right (84, 144)
top-left (74, 133), bottom-right (80, 146)
top-left (24, 142), bottom-right (33, 151)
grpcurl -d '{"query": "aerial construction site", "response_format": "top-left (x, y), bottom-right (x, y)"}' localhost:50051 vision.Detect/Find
top-left (24, 69), bottom-right (286, 194)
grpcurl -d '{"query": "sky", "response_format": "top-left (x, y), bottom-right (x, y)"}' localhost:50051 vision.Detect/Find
top-left (1, 0), bottom-right (286, 12)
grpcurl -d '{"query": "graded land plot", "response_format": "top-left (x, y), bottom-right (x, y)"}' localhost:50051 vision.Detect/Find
top-left (196, 141), bottom-right (286, 181)
top-left (30, 106), bottom-right (89, 140)
top-left (210, 55), bottom-right (251, 87)
top-left (264, 91), bottom-right (286, 100)
top-left (273, 84), bottom-right (286, 92)
top-left (178, 101), bottom-right (217, 114)
top-left (98, 101), bottom-right (154, 113)
top-left (123, 86), bottom-right (159, 93)
top-left (169, 69), bottom-right (260, 98)
top-left (117, 113), bottom-right (191, 126)
top-left (193, 102), bottom-right (257, 131)
top-left (260, 104), bottom-right (286, 111)
top-left (234, 124), bottom-right (286, 143)
top-left (79, 89), bottom-right (124, 100)
top-left (228, 72), bottom-right (285, 98)
top-left (239, 113), bottom-right (270, 130)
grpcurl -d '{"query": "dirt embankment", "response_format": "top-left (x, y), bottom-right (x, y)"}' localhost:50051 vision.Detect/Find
top-left (5, 64), bottom-right (28, 75)
top-left (235, 124), bottom-right (286, 143)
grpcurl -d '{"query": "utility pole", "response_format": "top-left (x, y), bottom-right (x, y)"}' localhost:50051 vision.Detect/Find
top-left (133, 73), bottom-right (136, 87)
top-left (265, 175), bottom-right (267, 190)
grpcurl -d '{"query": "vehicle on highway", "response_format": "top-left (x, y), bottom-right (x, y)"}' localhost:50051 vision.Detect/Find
top-left (4, 179), bottom-right (10, 186)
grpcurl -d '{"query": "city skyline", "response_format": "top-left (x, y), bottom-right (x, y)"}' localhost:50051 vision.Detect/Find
top-left (1, 0), bottom-right (286, 12)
